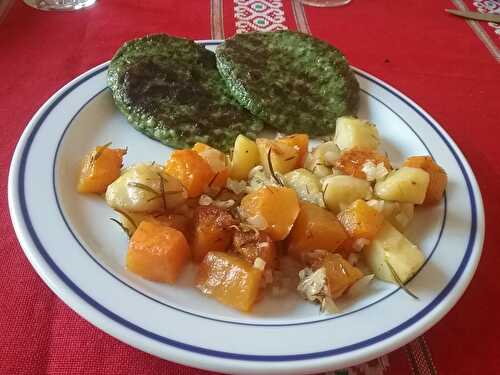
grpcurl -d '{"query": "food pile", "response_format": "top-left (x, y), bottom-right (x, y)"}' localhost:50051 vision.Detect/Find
top-left (77, 116), bottom-right (447, 313)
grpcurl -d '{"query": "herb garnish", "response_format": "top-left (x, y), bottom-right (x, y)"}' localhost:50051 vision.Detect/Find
top-left (385, 258), bottom-right (419, 300)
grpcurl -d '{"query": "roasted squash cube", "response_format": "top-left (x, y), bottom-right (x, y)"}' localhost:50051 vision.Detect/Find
top-left (233, 230), bottom-right (277, 269)
top-left (277, 134), bottom-right (309, 168)
top-left (196, 251), bottom-right (262, 312)
top-left (256, 138), bottom-right (300, 175)
top-left (337, 199), bottom-right (384, 240)
top-left (403, 156), bottom-right (447, 205)
top-left (77, 145), bottom-right (126, 193)
top-left (239, 186), bottom-right (300, 241)
top-left (192, 142), bottom-right (230, 190)
top-left (335, 148), bottom-right (391, 179)
top-left (126, 221), bottom-right (190, 283)
top-left (145, 213), bottom-right (191, 237)
top-left (287, 202), bottom-right (348, 262)
top-left (164, 149), bottom-right (216, 198)
top-left (191, 206), bottom-right (236, 262)
top-left (323, 253), bottom-right (364, 298)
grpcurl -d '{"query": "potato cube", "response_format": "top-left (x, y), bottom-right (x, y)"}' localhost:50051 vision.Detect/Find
top-left (287, 202), bottom-right (348, 262)
top-left (191, 206), bottom-right (236, 262)
top-left (334, 117), bottom-right (380, 151)
top-left (229, 135), bottom-right (261, 181)
top-left (256, 138), bottom-right (299, 175)
top-left (322, 175), bottom-right (373, 213)
top-left (337, 199), bottom-right (384, 240)
top-left (239, 186), bottom-right (300, 241)
top-left (403, 156), bottom-right (447, 205)
top-left (284, 169), bottom-right (323, 206)
top-left (77, 145), bottom-right (126, 194)
top-left (363, 221), bottom-right (424, 284)
top-left (106, 163), bottom-right (187, 213)
top-left (126, 221), bottom-right (190, 283)
top-left (196, 251), bottom-right (262, 312)
top-left (374, 167), bottom-right (430, 204)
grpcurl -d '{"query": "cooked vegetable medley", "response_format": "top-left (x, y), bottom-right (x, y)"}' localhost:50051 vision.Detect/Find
top-left (77, 116), bottom-right (447, 313)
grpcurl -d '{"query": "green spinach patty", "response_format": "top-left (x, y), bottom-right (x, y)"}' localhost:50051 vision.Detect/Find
top-left (107, 34), bottom-right (263, 151)
top-left (215, 31), bottom-right (359, 135)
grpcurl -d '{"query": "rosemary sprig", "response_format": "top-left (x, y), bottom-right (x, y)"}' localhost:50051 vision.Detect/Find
top-left (109, 218), bottom-right (131, 238)
top-left (128, 182), bottom-right (161, 197)
top-left (158, 173), bottom-right (167, 211)
top-left (208, 172), bottom-right (220, 187)
top-left (267, 148), bottom-right (284, 186)
top-left (284, 156), bottom-right (296, 161)
top-left (113, 208), bottom-right (137, 230)
top-left (385, 258), bottom-right (419, 300)
top-left (90, 142), bottom-right (112, 164)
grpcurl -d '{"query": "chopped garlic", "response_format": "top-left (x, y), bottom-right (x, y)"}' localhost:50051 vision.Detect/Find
top-left (362, 161), bottom-right (389, 182)
top-left (226, 178), bottom-right (247, 194)
top-left (214, 199), bottom-right (235, 209)
top-left (253, 257), bottom-right (266, 271)
top-left (198, 194), bottom-right (213, 206)
top-left (248, 165), bottom-right (264, 179)
top-left (297, 267), bottom-right (327, 302)
top-left (347, 274), bottom-right (374, 298)
top-left (353, 238), bottom-right (370, 252)
top-left (199, 194), bottom-right (234, 209)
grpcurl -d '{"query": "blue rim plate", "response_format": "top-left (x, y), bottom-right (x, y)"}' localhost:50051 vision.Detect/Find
top-left (8, 41), bottom-right (484, 374)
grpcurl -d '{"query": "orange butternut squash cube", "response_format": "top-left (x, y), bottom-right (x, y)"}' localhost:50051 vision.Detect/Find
top-left (277, 134), bottom-right (309, 168)
top-left (126, 221), bottom-right (190, 283)
top-left (164, 149), bottom-right (216, 198)
top-left (337, 199), bottom-right (384, 240)
top-left (233, 230), bottom-right (277, 269)
top-left (239, 186), bottom-right (300, 241)
top-left (145, 214), bottom-right (192, 237)
top-left (287, 202), bottom-right (348, 262)
top-left (323, 253), bottom-right (364, 298)
top-left (77, 146), bottom-right (126, 193)
top-left (256, 138), bottom-right (300, 175)
top-left (191, 206), bottom-right (236, 262)
top-left (403, 156), bottom-right (447, 205)
top-left (192, 143), bottom-right (230, 190)
top-left (335, 148), bottom-right (391, 179)
top-left (196, 251), bottom-right (262, 312)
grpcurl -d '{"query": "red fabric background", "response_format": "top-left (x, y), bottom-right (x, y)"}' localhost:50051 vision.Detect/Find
top-left (1, 0), bottom-right (499, 374)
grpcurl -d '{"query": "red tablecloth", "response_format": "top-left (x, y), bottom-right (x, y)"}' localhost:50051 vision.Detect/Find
top-left (1, 0), bottom-right (499, 374)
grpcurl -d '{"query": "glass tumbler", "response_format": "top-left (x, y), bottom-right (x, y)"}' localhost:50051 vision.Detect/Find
top-left (298, 0), bottom-right (351, 7)
top-left (24, 0), bottom-right (96, 11)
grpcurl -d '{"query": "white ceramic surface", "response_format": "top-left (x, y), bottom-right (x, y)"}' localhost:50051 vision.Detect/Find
top-left (8, 41), bottom-right (484, 374)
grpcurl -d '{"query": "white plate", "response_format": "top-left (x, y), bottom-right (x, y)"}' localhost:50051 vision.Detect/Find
top-left (8, 41), bottom-right (484, 374)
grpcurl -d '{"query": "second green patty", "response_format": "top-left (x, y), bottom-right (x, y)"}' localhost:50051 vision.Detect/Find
top-left (215, 31), bottom-right (360, 136)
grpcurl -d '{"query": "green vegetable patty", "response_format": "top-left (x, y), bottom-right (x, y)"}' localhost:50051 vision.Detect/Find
top-left (107, 34), bottom-right (263, 151)
top-left (215, 31), bottom-right (360, 135)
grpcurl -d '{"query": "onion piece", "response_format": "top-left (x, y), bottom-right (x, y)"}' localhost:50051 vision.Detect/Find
top-left (347, 274), bottom-right (375, 298)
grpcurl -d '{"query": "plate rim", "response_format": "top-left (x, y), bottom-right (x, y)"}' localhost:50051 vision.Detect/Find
top-left (8, 42), bottom-right (485, 373)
